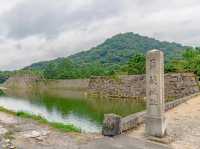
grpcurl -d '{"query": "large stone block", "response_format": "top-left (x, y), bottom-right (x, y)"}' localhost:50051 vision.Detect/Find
top-left (102, 114), bottom-right (122, 136)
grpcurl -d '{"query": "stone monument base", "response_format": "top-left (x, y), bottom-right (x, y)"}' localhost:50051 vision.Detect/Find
top-left (145, 116), bottom-right (167, 138)
top-left (147, 135), bottom-right (174, 145)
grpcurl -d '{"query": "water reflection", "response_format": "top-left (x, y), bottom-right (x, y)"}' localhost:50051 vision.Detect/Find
top-left (0, 89), bottom-right (145, 133)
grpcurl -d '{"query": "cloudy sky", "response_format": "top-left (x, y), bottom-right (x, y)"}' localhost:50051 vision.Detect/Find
top-left (0, 0), bottom-right (200, 70)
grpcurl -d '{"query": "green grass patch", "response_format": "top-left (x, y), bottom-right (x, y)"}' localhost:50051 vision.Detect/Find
top-left (16, 111), bottom-right (81, 132)
top-left (0, 107), bottom-right (81, 133)
top-left (0, 106), bottom-right (15, 115)
top-left (166, 96), bottom-right (176, 102)
top-left (0, 89), bottom-right (5, 96)
top-left (50, 122), bottom-right (81, 132)
top-left (16, 111), bottom-right (48, 123)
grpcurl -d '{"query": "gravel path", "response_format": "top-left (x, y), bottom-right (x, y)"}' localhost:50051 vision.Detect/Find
top-left (168, 95), bottom-right (200, 149)
top-left (128, 95), bottom-right (200, 149)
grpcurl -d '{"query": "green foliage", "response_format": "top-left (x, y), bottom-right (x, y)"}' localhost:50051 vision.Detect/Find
top-left (182, 48), bottom-right (200, 76)
top-left (0, 90), bottom-right (5, 96)
top-left (121, 48), bottom-right (200, 78)
top-left (16, 69), bottom-right (44, 78)
top-left (69, 32), bottom-right (189, 65)
top-left (164, 48), bottom-right (200, 78)
top-left (16, 111), bottom-right (48, 123)
top-left (50, 122), bottom-right (81, 132)
top-left (0, 71), bottom-right (11, 83)
top-left (41, 59), bottom-right (115, 79)
top-left (165, 60), bottom-right (186, 73)
top-left (19, 32), bottom-right (188, 79)
top-left (0, 106), bottom-right (16, 115)
top-left (127, 53), bottom-right (146, 75)
top-left (164, 61), bottom-right (176, 73)
top-left (0, 107), bottom-right (81, 133)
top-left (0, 32), bottom-right (191, 80)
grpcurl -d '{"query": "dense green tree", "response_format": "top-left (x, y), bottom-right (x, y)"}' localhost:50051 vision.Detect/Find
top-left (0, 71), bottom-right (10, 83)
top-left (127, 53), bottom-right (146, 75)
top-left (164, 48), bottom-right (200, 78)
top-left (182, 48), bottom-right (200, 76)
top-left (41, 58), bottom-right (116, 79)
top-left (43, 63), bottom-right (57, 79)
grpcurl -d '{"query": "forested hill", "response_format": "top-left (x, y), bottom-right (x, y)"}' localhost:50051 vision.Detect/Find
top-left (69, 32), bottom-right (189, 64)
top-left (27, 32), bottom-right (189, 71)
top-left (0, 32), bottom-right (192, 82)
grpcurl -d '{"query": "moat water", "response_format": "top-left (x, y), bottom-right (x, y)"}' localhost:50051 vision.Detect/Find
top-left (0, 89), bottom-right (145, 132)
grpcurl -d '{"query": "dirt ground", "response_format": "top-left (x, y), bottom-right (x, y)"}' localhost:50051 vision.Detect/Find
top-left (0, 111), bottom-right (170, 149)
top-left (0, 111), bottom-right (102, 149)
top-left (127, 95), bottom-right (200, 149)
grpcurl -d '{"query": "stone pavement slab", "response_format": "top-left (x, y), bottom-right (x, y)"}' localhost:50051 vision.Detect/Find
top-left (81, 135), bottom-right (172, 149)
top-left (128, 95), bottom-right (200, 149)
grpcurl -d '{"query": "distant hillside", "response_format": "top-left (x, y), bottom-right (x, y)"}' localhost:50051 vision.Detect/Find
top-left (26, 32), bottom-right (189, 71)
top-left (69, 32), bottom-right (189, 64)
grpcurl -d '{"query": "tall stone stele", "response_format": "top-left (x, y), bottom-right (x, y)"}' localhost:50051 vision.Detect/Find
top-left (145, 49), bottom-right (167, 137)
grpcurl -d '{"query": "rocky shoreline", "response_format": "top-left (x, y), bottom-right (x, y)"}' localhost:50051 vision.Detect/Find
top-left (0, 111), bottom-right (101, 149)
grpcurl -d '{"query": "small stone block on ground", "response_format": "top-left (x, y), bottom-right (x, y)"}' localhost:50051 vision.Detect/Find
top-left (102, 114), bottom-right (122, 136)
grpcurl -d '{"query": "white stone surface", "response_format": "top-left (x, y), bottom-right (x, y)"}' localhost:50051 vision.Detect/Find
top-left (145, 49), bottom-right (167, 137)
top-left (23, 130), bottom-right (49, 139)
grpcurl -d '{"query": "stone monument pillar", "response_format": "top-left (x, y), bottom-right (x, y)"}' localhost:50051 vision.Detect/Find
top-left (145, 49), bottom-right (166, 137)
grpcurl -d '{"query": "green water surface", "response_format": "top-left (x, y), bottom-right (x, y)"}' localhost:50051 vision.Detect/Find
top-left (0, 89), bottom-right (145, 132)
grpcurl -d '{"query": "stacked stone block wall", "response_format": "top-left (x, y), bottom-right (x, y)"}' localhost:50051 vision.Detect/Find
top-left (89, 73), bottom-right (199, 100)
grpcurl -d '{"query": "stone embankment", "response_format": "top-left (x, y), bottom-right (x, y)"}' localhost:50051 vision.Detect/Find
top-left (88, 73), bottom-right (199, 100)
top-left (3, 73), bottom-right (199, 100)
top-left (3, 75), bottom-right (89, 91)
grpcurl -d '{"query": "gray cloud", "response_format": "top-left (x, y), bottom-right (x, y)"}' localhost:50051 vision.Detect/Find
top-left (1, 0), bottom-right (124, 39)
top-left (0, 0), bottom-right (200, 70)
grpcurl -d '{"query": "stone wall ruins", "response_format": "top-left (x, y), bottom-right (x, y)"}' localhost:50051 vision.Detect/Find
top-left (88, 73), bottom-right (199, 100)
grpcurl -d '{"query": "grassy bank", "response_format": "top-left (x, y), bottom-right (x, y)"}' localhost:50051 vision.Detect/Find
top-left (0, 106), bottom-right (81, 133)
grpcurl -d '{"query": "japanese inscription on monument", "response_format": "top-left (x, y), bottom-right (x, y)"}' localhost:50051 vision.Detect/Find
top-left (145, 49), bottom-right (167, 137)
top-left (149, 58), bottom-right (159, 105)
